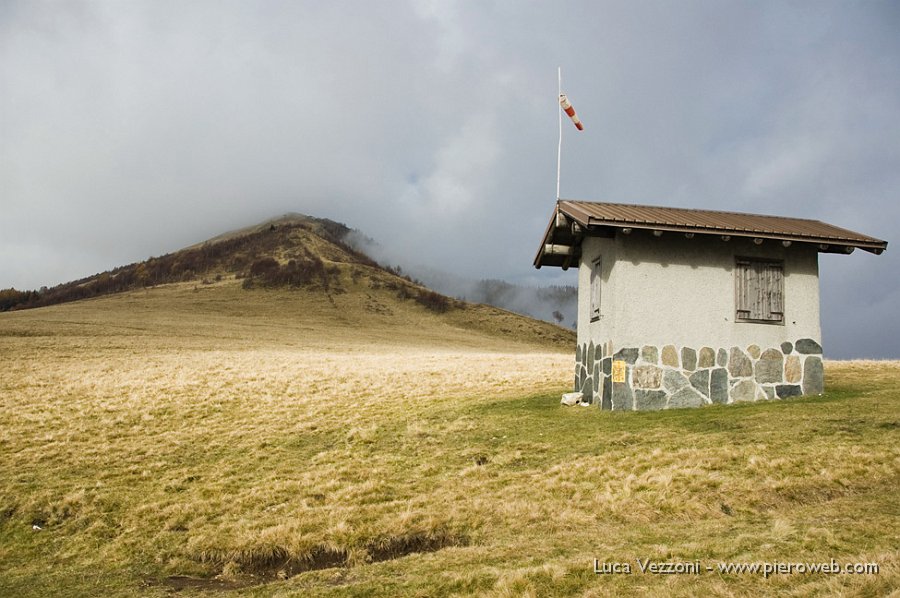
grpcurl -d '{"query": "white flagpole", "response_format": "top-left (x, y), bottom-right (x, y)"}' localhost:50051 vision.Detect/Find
top-left (557, 67), bottom-right (562, 200)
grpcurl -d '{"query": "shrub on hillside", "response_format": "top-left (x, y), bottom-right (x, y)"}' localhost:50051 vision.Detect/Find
top-left (242, 256), bottom-right (340, 291)
top-left (414, 290), bottom-right (451, 313)
top-left (249, 257), bottom-right (280, 277)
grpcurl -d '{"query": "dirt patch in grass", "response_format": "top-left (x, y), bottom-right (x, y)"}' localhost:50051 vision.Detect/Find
top-left (237, 545), bottom-right (349, 579)
top-left (152, 575), bottom-right (257, 593)
top-left (235, 531), bottom-right (468, 578)
top-left (159, 530), bottom-right (469, 592)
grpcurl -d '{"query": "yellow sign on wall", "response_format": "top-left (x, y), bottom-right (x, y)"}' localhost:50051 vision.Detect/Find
top-left (612, 360), bottom-right (626, 383)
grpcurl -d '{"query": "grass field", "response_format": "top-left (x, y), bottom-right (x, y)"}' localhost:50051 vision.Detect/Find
top-left (1, 282), bottom-right (898, 597)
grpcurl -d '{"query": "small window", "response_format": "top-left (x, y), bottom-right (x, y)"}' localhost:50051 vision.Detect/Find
top-left (590, 257), bottom-right (601, 321)
top-left (735, 258), bottom-right (783, 323)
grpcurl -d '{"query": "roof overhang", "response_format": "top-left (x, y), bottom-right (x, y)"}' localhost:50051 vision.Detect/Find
top-left (535, 199), bottom-right (888, 269)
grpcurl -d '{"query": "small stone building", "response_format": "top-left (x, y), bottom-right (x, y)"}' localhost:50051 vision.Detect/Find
top-left (534, 200), bottom-right (887, 410)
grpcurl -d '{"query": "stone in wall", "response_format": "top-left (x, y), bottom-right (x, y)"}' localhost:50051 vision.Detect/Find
top-left (803, 356), bottom-right (824, 395)
top-left (681, 347), bottom-right (697, 372)
top-left (633, 365), bottom-right (662, 390)
top-left (663, 369), bottom-right (691, 393)
top-left (576, 344), bottom-right (582, 363)
top-left (698, 347), bottom-right (715, 368)
top-left (796, 338), bottom-right (823, 354)
top-left (612, 376), bottom-right (633, 411)
top-left (781, 341), bottom-right (793, 355)
top-left (784, 355), bottom-right (801, 384)
top-left (661, 345), bottom-right (679, 368)
top-left (729, 347), bottom-right (753, 378)
top-left (587, 341), bottom-right (595, 365)
top-left (578, 363), bottom-right (589, 389)
top-left (755, 349), bottom-right (784, 384)
top-left (641, 345), bottom-right (658, 364)
top-left (602, 357), bottom-right (612, 377)
top-left (717, 348), bottom-right (728, 367)
top-left (633, 389), bottom-right (667, 411)
top-left (710, 368), bottom-right (728, 404)
top-left (668, 387), bottom-right (705, 409)
top-left (731, 379), bottom-right (758, 402)
top-left (614, 347), bottom-right (640, 365)
top-left (762, 386), bottom-right (775, 400)
top-left (602, 374), bottom-right (612, 410)
top-left (580, 371), bottom-right (593, 402)
top-left (689, 369), bottom-right (710, 398)
top-left (746, 344), bottom-right (761, 359)
top-left (776, 384), bottom-right (802, 398)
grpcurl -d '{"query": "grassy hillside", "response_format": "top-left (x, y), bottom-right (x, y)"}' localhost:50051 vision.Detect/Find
top-left (1, 286), bottom-right (898, 596)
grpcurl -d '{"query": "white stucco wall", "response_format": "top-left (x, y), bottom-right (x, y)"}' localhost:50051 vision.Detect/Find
top-left (577, 230), bottom-right (821, 351)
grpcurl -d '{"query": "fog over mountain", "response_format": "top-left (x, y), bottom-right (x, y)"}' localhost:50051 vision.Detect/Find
top-left (345, 230), bottom-right (577, 327)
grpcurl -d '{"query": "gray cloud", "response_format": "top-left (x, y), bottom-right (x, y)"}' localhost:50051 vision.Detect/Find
top-left (1, 1), bottom-right (897, 356)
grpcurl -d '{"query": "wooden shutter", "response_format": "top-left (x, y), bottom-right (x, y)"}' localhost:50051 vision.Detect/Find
top-left (736, 258), bottom-right (783, 323)
top-left (735, 259), bottom-right (753, 320)
top-left (765, 262), bottom-right (784, 321)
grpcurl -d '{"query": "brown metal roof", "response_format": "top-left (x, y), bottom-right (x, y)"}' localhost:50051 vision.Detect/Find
top-left (535, 199), bottom-right (888, 268)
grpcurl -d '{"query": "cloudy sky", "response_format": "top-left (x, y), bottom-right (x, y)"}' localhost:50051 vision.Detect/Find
top-left (1, 1), bottom-right (897, 357)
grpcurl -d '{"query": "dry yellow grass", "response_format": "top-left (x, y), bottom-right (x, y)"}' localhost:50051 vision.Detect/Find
top-left (1, 282), bottom-right (898, 597)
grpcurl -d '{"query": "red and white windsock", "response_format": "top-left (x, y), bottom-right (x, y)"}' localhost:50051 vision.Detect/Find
top-left (559, 93), bottom-right (584, 131)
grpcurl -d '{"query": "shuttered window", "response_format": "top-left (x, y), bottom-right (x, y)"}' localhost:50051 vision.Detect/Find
top-left (735, 258), bottom-right (784, 323)
top-left (590, 258), bottom-right (601, 321)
